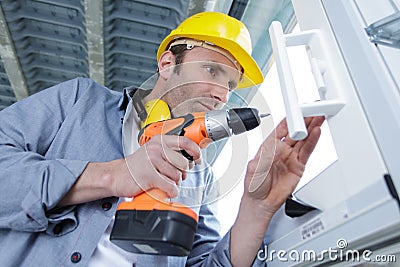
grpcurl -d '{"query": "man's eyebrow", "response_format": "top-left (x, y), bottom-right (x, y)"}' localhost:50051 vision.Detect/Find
top-left (208, 61), bottom-right (228, 73)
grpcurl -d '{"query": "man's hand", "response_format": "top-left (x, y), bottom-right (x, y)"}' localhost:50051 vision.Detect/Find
top-left (244, 116), bottom-right (325, 216)
top-left (231, 116), bottom-right (324, 267)
top-left (58, 135), bottom-right (201, 206)
top-left (113, 135), bottom-right (202, 198)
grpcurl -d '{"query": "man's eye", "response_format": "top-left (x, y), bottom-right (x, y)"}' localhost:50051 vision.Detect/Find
top-left (228, 81), bottom-right (236, 91)
top-left (205, 66), bottom-right (216, 76)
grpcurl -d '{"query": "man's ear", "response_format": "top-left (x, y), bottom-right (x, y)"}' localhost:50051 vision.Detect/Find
top-left (158, 51), bottom-right (176, 80)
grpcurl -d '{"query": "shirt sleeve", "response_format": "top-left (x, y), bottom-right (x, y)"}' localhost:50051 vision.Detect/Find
top-left (0, 78), bottom-right (90, 233)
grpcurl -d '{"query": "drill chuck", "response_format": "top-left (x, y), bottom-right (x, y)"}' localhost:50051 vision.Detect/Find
top-left (204, 108), bottom-right (266, 141)
top-left (228, 108), bottom-right (263, 135)
top-left (204, 110), bottom-right (231, 141)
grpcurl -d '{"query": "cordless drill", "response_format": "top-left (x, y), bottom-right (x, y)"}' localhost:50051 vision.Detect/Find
top-left (110, 108), bottom-right (269, 256)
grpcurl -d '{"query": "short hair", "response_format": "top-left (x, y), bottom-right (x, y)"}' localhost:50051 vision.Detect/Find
top-left (169, 44), bottom-right (188, 74)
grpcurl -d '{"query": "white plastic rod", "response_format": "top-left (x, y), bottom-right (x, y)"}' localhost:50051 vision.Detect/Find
top-left (269, 21), bottom-right (307, 140)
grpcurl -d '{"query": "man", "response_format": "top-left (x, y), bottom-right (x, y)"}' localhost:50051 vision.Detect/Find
top-left (0, 12), bottom-right (324, 266)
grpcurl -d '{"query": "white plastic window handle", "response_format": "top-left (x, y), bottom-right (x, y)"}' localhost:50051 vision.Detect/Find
top-left (269, 21), bottom-right (308, 140)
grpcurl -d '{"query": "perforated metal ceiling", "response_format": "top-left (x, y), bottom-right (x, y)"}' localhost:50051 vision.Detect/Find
top-left (0, 0), bottom-right (295, 111)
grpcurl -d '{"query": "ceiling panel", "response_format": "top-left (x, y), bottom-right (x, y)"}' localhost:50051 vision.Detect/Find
top-left (0, 59), bottom-right (16, 110)
top-left (103, 0), bottom-right (190, 90)
top-left (0, 0), bottom-right (88, 95)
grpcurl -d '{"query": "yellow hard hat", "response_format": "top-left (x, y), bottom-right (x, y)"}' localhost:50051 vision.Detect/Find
top-left (157, 12), bottom-right (264, 89)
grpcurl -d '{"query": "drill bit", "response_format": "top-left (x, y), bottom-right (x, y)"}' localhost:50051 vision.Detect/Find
top-left (260, 113), bottom-right (270, 118)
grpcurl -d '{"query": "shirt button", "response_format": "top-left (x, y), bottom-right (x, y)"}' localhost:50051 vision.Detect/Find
top-left (71, 252), bottom-right (81, 263)
top-left (102, 201), bottom-right (112, 211)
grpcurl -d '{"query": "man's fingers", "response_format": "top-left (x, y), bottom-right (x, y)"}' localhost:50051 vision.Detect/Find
top-left (156, 156), bottom-right (185, 183)
top-left (158, 135), bottom-right (202, 163)
top-left (163, 149), bottom-right (190, 172)
top-left (274, 118), bottom-right (301, 147)
top-left (305, 116), bottom-right (325, 130)
top-left (154, 173), bottom-right (180, 198)
top-left (275, 118), bottom-right (289, 140)
top-left (144, 135), bottom-right (198, 184)
top-left (293, 116), bottom-right (324, 153)
top-left (188, 160), bottom-right (195, 170)
top-left (298, 126), bottom-right (322, 164)
top-left (278, 116), bottom-right (325, 147)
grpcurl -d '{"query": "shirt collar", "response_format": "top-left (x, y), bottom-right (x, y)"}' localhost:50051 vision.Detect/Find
top-left (118, 85), bottom-right (137, 110)
top-left (121, 87), bottom-right (141, 156)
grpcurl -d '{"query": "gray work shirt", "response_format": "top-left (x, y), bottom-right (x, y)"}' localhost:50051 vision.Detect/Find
top-left (0, 78), bottom-right (237, 267)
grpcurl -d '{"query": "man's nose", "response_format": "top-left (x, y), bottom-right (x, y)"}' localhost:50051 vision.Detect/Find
top-left (211, 86), bottom-right (229, 103)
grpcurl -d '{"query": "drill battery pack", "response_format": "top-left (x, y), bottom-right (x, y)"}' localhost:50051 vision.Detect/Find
top-left (110, 192), bottom-right (198, 256)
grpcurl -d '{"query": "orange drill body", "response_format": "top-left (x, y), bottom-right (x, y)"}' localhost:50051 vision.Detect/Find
top-left (138, 112), bottom-right (211, 148)
top-left (119, 112), bottom-right (213, 224)
top-left (111, 112), bottom-right (213, 256)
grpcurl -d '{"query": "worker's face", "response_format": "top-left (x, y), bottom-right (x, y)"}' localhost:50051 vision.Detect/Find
top-left (160, 47), bottom-right (241, 117)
